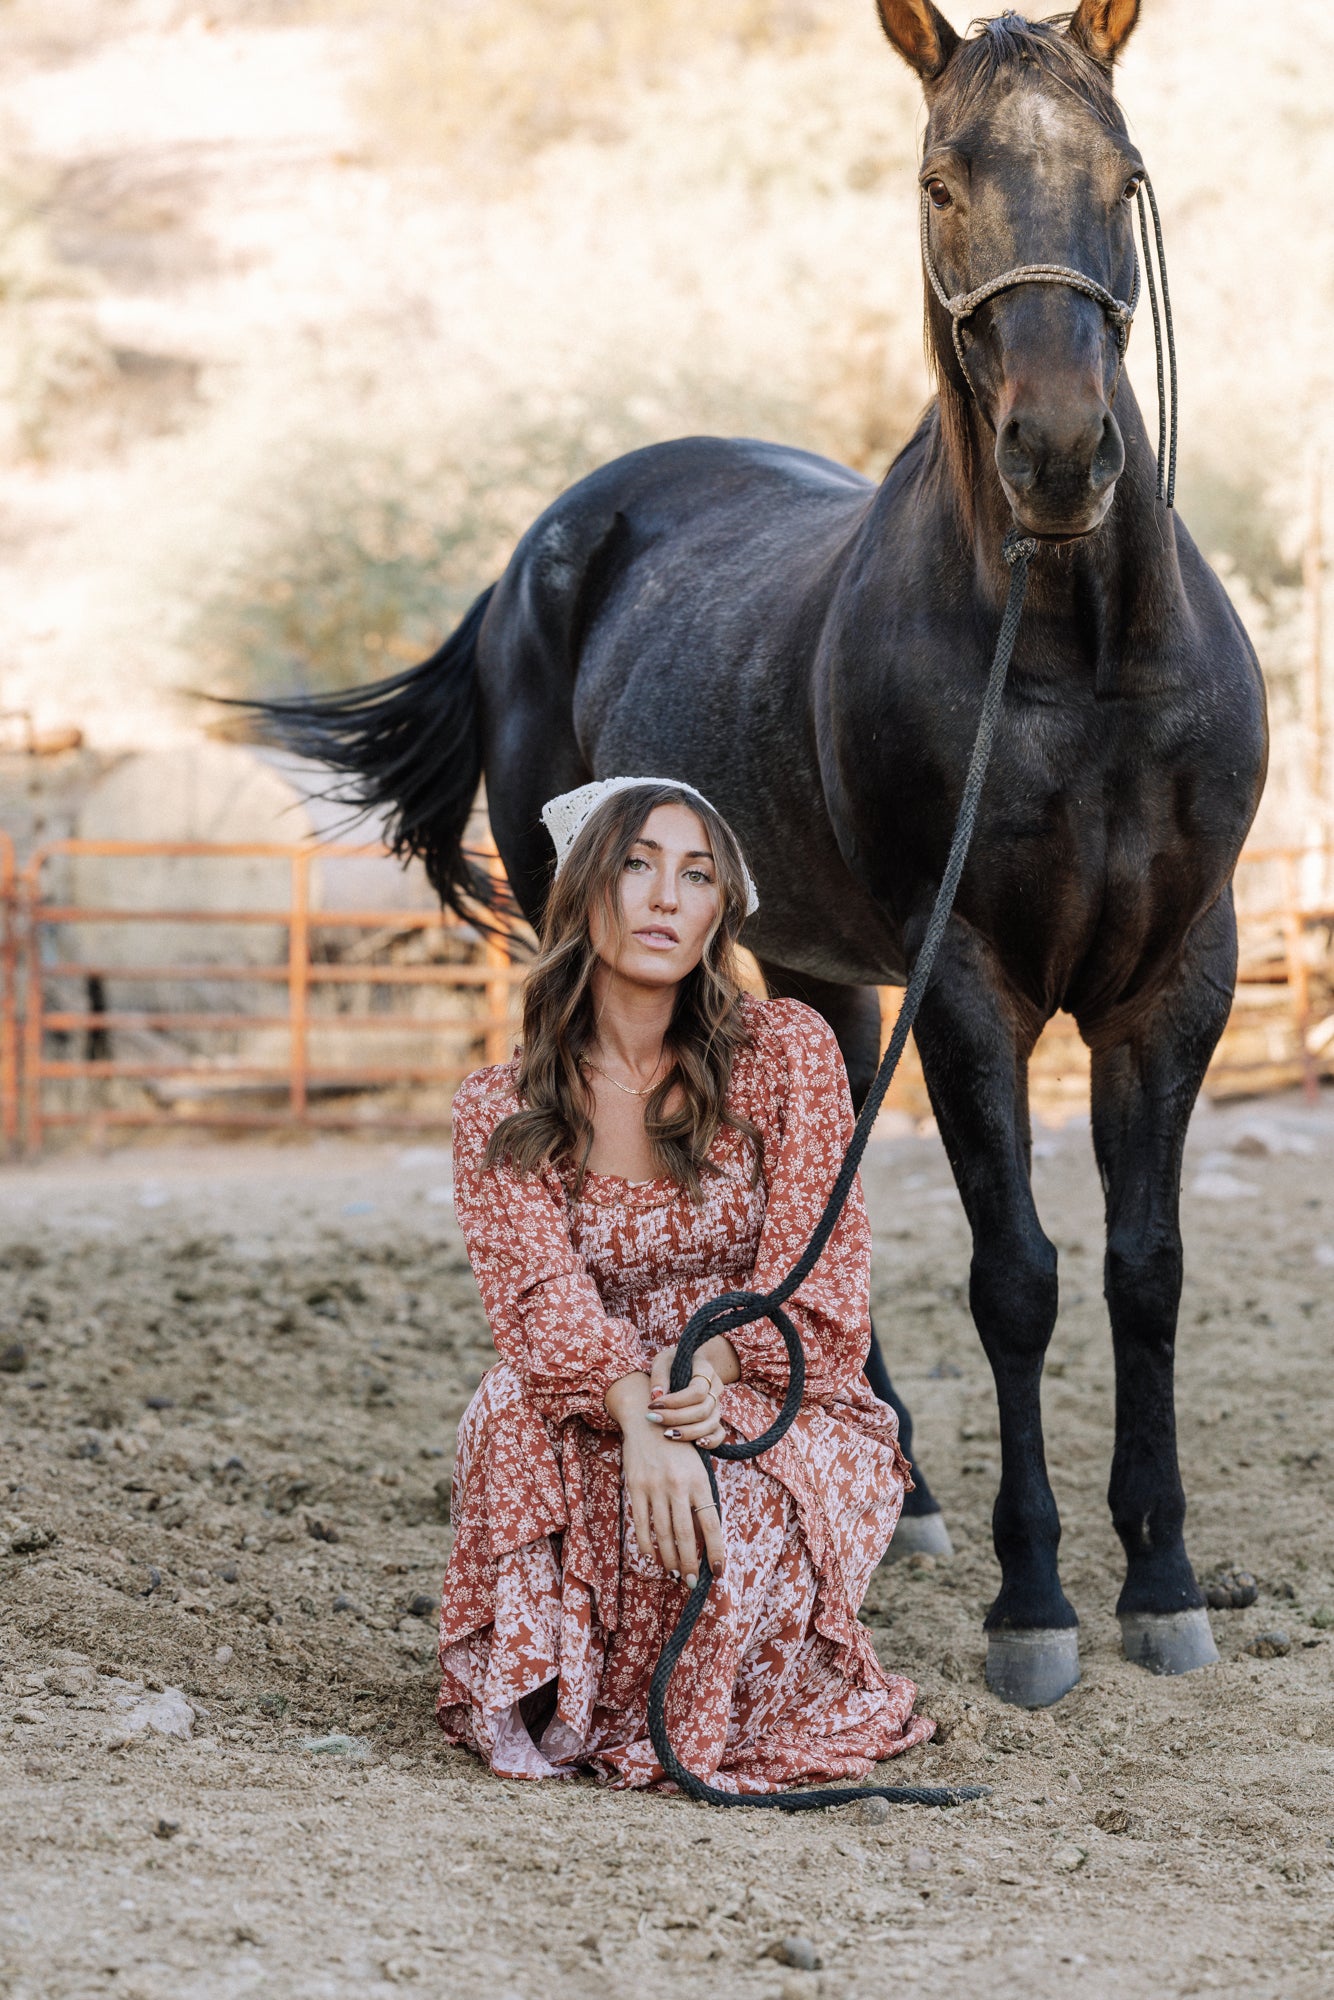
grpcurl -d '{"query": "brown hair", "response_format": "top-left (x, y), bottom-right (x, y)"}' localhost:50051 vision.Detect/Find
top-left (483, 783), bottom-right (761, 1198)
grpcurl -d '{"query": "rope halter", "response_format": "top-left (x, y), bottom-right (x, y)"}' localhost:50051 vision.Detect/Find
top-left (919, 175), bottom-right (1177, 508)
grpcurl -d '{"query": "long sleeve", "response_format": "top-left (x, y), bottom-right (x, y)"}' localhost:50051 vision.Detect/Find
top-left (728, 1002), bottom-right (873, 1401)
top-left (450, 1075), bottom-right (651, 1430)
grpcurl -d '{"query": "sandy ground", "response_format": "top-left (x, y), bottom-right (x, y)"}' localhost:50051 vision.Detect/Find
top-left (1, 1095), bottom-right (1332, 2000)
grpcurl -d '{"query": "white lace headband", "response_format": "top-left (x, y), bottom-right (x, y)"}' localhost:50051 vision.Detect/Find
top-left (540, 776), bottom-right (760, 918)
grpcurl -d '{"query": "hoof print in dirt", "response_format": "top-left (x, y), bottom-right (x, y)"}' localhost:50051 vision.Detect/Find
top-left (1095, 1807), bottom-right (1139, 1837)
top-left (4, 1521), bottom-right (55, 1556)
top-left (1244, 1629), bottom-right (1291, 1659)
top-left (1200, 1566), bottom-right (1258, 1609)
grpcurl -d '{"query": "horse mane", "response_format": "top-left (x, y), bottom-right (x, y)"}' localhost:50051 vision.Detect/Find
top-left (921, 12), bottom-right (1125, 535)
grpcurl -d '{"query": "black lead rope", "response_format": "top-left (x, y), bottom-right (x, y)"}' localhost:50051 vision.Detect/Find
top-left (645, 529), bottom-right (1039, 1813)
top-left (1135, 179), bottom-right (1178, 509)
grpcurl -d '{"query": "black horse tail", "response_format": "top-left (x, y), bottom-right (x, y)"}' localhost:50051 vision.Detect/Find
top-left (244, 585), bottom-right (506, 923)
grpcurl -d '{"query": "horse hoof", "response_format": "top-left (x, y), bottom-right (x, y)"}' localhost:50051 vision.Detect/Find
top-left (985, 1628), bottom-right (1080, 1708)
top-left (1119, 1608), bottom-right (1219, 1676)
top-left (886, 1511), bottom-right (954, 1561)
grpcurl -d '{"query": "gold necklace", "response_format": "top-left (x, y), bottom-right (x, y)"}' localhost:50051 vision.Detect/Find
top-left (583, 1056), bottom-right (666, 1098)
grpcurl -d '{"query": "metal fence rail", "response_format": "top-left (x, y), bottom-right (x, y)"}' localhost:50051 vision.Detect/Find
top-left (0, 834), bottom-right (1328, 1154)
top-left (11, 838), bottom-right (525, 1151)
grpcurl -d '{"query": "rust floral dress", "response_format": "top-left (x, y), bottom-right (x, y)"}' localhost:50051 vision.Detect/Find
top-left (437, 996), bottom-right (933, 1791)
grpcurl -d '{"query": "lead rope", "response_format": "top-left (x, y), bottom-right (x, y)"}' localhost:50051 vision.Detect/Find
top-left (645, 529), bottom-right (1038, 1813)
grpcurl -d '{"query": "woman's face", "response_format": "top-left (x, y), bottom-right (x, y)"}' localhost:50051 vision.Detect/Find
top-left (589, 802), bottom-right (723, 990)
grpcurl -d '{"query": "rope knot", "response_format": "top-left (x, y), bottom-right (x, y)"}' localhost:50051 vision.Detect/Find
top-left (1002, 531), bottom-right (1039, 567)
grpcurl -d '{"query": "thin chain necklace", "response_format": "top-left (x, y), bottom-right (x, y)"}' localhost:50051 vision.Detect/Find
top-left (583, 1054), bottom-right (667, 1098)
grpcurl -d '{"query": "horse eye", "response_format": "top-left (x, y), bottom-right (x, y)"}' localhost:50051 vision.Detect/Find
top-left (926, 178), bottom-right (952, 210)
top-left (1122, 176), bottom-right (1143, 201)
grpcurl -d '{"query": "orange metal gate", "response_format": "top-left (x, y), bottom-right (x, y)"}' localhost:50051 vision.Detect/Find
top-left (0, 834), bottom-right (1327, 1155)
top-left (10, 838), bottom-right (525, 1152)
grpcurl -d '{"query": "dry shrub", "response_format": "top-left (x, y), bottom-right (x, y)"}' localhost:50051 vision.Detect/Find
top-left (194, 369), bottom-right (808, 702)
top-left (0, 150), bottom-right (113, 462)
top-left (195, 475), bottom-right (503, 703)
top-left (356, 0), bottom-right (835, 179)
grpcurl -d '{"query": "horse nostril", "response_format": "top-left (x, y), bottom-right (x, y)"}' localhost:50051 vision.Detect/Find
top-left (997, 417), bottom-right (1039, 492)
top-left (1090, 412), bottom-right (1125, 495)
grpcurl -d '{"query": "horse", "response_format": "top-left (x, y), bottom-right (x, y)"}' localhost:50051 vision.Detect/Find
top-left (253, 0), bottom-right (1267, 1708)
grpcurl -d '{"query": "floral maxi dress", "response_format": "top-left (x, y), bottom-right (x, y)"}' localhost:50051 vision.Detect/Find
top-left (437, 996), bottom-right (934, 1790)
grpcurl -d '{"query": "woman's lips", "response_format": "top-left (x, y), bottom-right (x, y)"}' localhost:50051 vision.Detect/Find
top-left (633, 927), bottom-right (679, 948)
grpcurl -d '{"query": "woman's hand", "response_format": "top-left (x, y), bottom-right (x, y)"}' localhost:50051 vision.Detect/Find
top-left (605, 1368), bottom-right (727, 1587)
top-left (646, 1335), bottom-right (740, 1449)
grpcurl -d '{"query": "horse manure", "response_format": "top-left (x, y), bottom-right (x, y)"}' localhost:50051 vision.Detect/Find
top-left (1245, 1629), bottom-right (1291, 1658)
top-left (1201, 1567), bottom-right (1258, 1610)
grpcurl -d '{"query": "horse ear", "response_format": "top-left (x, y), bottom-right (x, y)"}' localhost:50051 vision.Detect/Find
top-left (875, 0), bottom-right (961, 82)
top-left (1067, 0), bottom-right (1142, 67)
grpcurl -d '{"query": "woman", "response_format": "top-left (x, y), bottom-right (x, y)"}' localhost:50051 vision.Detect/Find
top-left (438, 777), bottom-right (933, 1791)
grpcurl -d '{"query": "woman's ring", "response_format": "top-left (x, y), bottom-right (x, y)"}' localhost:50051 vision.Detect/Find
top-left (690, 1502), bottom-right (718, 1516)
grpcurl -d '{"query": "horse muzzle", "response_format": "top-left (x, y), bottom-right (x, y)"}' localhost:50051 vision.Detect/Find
top-left (994, 395), bottom-right (1125, 540)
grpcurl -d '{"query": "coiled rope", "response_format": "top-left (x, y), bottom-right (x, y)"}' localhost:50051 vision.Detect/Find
top-left (646, 528), bottom-right (1039, 1813)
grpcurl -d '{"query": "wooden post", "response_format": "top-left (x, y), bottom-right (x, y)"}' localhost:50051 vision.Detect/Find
top-left (1280, 852), bottom-right (1318, 1105)
top-left (1303, 456), bottom-right (1326, 827)
top-left (22, 859), bottom-right (44, 1155)
top-left (289, 849), bottom-right (310, 1122)
top-left (0, 836), bottom-right (16, 1154)
top-left (477, 830), bottom-right (512, 1068)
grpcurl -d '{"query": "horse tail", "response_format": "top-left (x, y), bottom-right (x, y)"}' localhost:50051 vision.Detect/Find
top-left (244, 585), bottom-right (504, 922)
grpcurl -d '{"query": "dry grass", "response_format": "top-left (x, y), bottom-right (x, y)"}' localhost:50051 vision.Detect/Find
top-left (0, 0), bottom-right (1329, 805)
top-left (352, 0), bottom-right (837, 181)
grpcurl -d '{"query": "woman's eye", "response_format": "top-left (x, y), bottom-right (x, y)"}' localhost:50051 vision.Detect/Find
top-left (624, 855), bottom-right (648, 871)
top-left (684, 869), bottom-right (714, 886)
top-left (925, 178), bottom-right (952, 209)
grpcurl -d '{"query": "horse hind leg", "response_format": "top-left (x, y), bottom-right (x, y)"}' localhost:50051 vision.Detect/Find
top-left (1086, 903), bottom-right (1238, 1678)
top-left (753, 961), bottom-right (951, 1555)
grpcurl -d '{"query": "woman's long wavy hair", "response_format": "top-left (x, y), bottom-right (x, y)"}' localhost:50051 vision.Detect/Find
top-left (483, 783), bottom-right (761, 1199)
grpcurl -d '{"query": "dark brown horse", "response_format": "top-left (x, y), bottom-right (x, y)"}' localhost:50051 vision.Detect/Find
top-left (254, 2), bottom-right (1267, 1706)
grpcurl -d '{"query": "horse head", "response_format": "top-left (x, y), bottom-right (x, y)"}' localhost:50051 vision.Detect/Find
top-left (879, 2), bottom-right (1146, 541)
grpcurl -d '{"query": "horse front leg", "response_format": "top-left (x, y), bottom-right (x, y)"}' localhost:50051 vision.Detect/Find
top-left (912, 925), bottom-right (1077, 1707)
top-left (754, 959), bottom-right (950, 1554)
top-left (1083, 898), bottom-right (1238, 1676)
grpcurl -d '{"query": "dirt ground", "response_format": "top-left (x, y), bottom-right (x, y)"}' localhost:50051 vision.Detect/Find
top-left (1, 1094), bottom-right (1332, 2000)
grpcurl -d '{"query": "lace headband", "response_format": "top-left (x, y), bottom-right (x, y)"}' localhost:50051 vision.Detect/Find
top-left (540, 776), bottom-right (759, 917)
